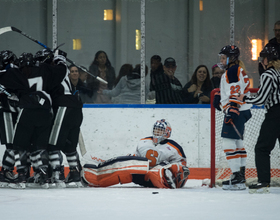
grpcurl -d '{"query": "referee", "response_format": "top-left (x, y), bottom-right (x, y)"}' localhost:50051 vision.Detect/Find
top-left (237, 46), bottom-right (280, 193)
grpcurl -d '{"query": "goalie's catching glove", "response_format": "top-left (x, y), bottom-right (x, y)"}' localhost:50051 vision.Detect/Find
top-left (213, 91), bottom-right (221, 111)
top-left (224, 106), bottom-right (240, 124)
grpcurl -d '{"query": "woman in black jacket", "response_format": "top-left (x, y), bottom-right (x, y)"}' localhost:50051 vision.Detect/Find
top-left (182, 65), bottom-right (213, 104)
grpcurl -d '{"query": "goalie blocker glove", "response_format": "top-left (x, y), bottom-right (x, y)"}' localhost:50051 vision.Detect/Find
top-left (224, 105), bottom-right (240, 124)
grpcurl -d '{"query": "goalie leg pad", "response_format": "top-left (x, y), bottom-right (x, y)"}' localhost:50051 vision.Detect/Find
top-left (82, 156), bottom-right (149, 187)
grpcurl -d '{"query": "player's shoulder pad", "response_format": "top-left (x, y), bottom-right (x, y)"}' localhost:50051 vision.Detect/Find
top-left (98, 156), bottom-right (148, 168)
top-left (140, 136), bottom-right (153, 141)
top-left (161, 139), bottom-right (186, 158)
top-left (226, 64), bottom-right (240, 83)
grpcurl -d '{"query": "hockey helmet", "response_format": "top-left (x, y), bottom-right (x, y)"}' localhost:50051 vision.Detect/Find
top-left (18, 52), bottom-right (34, 69)
top-left (0, 50), bottom-right (17, 69)
top-left (34, 49), bottom-right (53, 64)
top-left (259, 46), bottom-right (279, 63)
top-left (152, 119), bottom-right (172, 145)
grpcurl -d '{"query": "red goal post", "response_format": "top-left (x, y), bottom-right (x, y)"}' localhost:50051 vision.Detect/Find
top-left (210, 88), bottom-right (280, 187)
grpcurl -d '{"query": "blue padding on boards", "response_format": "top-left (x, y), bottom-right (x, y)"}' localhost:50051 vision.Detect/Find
top-left (83, 104), bottom-right (211, 108)
top-left (83, 104), bottom-right (263, 109)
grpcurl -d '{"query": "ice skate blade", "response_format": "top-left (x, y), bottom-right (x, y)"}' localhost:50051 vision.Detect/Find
top-left (222, 183), bottom-right (246, 190)
top-left (26, 183), bottom-right (41, 188)
top-left (66, 182), bottom-right (83, 188)
top-left (249, 187), bottom-right (270, 194)
top-left (49, 182), bottom-right (66, 189)
top-left (40, 183), bottom-right (49, 189)
top-left (9, 183), bottom-right (26, 189)
top-left (0, 182), bottom-right (9, 188)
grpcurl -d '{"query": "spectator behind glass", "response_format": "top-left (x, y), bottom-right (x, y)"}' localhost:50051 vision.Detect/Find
top-left (101, 64), bottom-right (149, 104)
top-left (69, 65), bottom-right (94, 103)
top-left (114, 64), bottom-right (134, 86)
top-left (88, 50), bottom-right (116, 103)
top-left (149, 55), bottom-right (163, 92)
top-left (147, 55), bottom-right (163, 103)
top-left (259, 20), bottom-right (280, 76)
top-left (151, 57), bottom-right (183, 104)
top-left (182, 65), bottom-right (213, 104)
top-left (79, 67), bottom-right (88, 84)
top-left (211, 64), bottom-right (224, 88)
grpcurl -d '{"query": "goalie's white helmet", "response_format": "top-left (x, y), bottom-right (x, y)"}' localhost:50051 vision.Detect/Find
top-left (152, 119), bottom-right (172, 145)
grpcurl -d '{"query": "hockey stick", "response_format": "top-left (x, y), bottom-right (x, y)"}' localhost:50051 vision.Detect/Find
top-left (230, 121), bottom-right (243, 140)
top-left (0, 26), bottom-right (107, 85)
top-left (78, 131), bottom-right (87, 156)
top-left (0, 84), bottom-right (11, 96)
top-left (220, 104), bottom-right (243, 140)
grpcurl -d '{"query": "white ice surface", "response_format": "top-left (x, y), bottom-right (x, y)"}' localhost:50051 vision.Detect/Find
top-left (0, 180), bottom-right (279, 220)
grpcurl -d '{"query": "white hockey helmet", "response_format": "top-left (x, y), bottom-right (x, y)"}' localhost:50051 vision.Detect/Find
top-left (152, 119), bottom-right (172, 145)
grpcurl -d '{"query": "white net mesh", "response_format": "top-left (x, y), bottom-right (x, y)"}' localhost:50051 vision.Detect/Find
top-left (213, 91), bottom-right (280, 186)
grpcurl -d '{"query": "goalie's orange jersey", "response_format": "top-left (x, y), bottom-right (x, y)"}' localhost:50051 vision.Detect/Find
top-left (134, 136), bottom-right (187, 168)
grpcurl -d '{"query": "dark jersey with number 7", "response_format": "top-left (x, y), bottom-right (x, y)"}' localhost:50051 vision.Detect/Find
top-left (0, 63), bottom-right (67, 109)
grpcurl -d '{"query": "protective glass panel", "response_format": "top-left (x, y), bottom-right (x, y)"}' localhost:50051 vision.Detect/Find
top-left (0, 0), bottom-right (279, 104)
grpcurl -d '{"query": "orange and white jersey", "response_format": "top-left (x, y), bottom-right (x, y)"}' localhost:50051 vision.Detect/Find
top-left (220, 64), bottom-right (252, 111)
top-left (135, 136), bottom-right (187, 168)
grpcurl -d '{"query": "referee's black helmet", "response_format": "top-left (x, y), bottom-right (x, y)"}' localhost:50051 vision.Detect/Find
top-left (260, 46), bottom-right (278, 62)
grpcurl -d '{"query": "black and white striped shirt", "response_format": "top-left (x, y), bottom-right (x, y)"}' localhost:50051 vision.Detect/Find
top-left (245, 67), bottom-right (280, 110)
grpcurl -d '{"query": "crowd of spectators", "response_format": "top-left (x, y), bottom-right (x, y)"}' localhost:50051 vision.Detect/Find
top-left (74, 51), bottom-right (224, 105)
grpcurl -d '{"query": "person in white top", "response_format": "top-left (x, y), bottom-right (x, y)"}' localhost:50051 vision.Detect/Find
top-left (217, 45), bottom-right (252, 190)
top-left (81, 119), bottom-right (190, 189)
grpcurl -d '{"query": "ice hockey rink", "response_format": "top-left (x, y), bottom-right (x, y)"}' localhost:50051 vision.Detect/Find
top-left (1, 180), bottom-right (279, 220)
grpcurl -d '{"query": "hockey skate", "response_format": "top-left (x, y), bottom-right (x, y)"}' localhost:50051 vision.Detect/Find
top-left (249, 182), bottom-right (270, 194)
top-left (39, 168), bottom-right (50, 189)
top-left (65, 167), bottom-right (83, 188)
top-left (26, 172), bottom-right (41, 188)
top-left (240, 166), bottom-right (246, 183)
top-left (222, 171), bottom-right (246, 190)
top-left (9, 171), bottom-right (27, 189)
top-left (0, 168), bottom-right (18, 188)
top-left (50, 166), bottom-right (66, 188)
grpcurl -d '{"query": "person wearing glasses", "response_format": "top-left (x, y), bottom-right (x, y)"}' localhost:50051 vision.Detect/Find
top-left (211, 64), bottom-right (224, 88)
top-left (259, 20), bottom-right (280, 76)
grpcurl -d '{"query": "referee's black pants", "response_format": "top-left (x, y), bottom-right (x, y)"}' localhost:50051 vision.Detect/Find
top-left (255, 104), bottom-right (280, 183)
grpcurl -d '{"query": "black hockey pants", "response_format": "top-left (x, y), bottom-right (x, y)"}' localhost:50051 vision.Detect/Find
top-left (255, 104), bottom-right (280, 183)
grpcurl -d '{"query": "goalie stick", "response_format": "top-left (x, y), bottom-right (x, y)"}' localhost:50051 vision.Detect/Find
top-left (0, 26), bottom-right (108, 85)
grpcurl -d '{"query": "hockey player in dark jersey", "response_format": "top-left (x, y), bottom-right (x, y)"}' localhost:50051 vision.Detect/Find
top-left (0, 51), bottom-right (68, 189)
top-left (0, 50), bottom-right (20, 187)
top-left (48, 63), bottom-right (84, 188)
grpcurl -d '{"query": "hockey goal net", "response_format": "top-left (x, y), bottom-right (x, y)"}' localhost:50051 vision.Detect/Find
top-left (210, 88), bottom-right (280, 187)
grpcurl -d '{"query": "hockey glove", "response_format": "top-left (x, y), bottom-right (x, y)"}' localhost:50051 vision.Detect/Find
top-left (53, 49), bottom-right (67, 65)
top-left (224, 106), bottom-right (240, 124)
top-left (213, 91), bottom-right (221, 111)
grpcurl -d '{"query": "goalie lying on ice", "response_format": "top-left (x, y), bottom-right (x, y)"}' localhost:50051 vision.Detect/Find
top-left (81, 119), bottom-right (190, 188)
